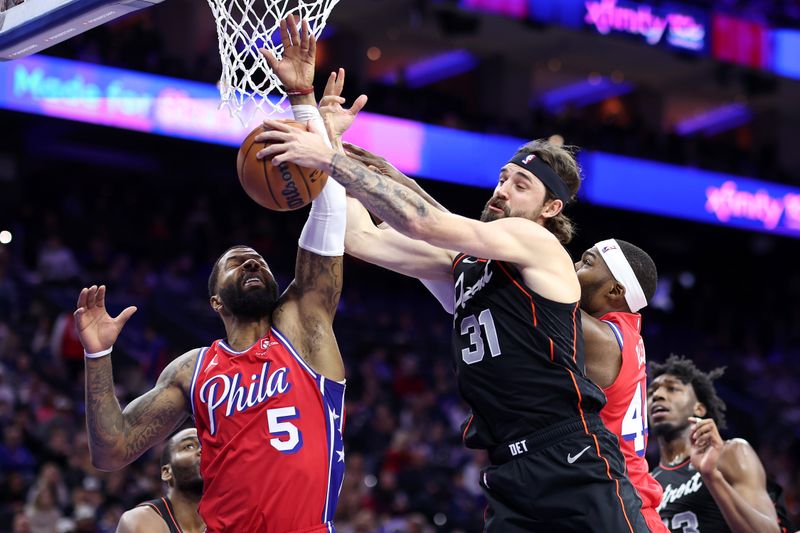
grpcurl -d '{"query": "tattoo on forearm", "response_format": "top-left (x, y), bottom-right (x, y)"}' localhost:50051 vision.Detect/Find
top-left (85, 354), bottom-right (192, 465)
top-left (295, 249), bottom-right (343, 317)
top-left (331, 153), bottom-right (430, 233)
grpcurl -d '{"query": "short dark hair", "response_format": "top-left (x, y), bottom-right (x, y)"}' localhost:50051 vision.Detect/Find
top-left (650, 354), bottom-right (727, 430)
top-left (513, 139), bottom-right (582, 244)
top-left (161, 438), bottom-right (173, 468)
top-left (208, 245), bottom-right (251, 297)
top-left (615, 239), bottom-right (658, 304)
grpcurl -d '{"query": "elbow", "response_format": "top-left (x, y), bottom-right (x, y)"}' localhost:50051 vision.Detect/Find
top-left (89, 449), bottom-right (125, 472)
top-left (403, 217), bottom-right (430, 241)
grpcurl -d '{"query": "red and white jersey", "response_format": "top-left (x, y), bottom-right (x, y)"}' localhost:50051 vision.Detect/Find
top-left (190, 327), bottom-right (345, 533)
top-left (598, 312), bottom-right (665, 524)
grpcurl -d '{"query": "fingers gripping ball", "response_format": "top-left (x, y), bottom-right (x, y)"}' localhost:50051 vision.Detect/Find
top-left (237, 120), bottom-right (328, 211)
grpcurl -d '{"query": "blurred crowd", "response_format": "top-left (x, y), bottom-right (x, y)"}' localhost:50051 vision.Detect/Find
top-left (0, 155), bottom-right (798, 532)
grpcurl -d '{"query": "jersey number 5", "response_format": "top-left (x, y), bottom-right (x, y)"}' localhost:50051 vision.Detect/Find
top-left (621, 382), bottom-right (648, 456)
top-left (460, 309), bottom-right (502, 364)
top-left (267, 407), bottom-right (303, 454)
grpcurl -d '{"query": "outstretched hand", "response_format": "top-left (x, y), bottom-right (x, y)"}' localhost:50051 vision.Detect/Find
top-left (689, 416), bottom-right (725, 477)
top-left (318, 68), bottom-right (368, 141)
top-left (259, 15), bottom-right (316, 91)
top-left (255, 118), bottom-right (335, 171)
top-left (74, 285), bottom-right (136, 355)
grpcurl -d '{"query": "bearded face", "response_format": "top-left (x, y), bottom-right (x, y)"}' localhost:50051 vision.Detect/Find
top-left (218, 274), bottom-right (279, 319)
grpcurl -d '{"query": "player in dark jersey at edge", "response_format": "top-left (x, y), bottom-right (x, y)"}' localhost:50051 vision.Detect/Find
top-left (75, 17), bottom-right (357, 532)
top-left (260, 116), bottom-right (649, 530)
top-left (341, 140), bottom-right (669, 532)
top-left (575, 239), bottom-right (669, 533)
top-left (117, 428), bottom-right (204, 533)
top-left (648, 355), bottom-right (787, 533)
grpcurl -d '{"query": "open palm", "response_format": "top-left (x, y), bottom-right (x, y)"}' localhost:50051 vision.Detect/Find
top-left (319, 68), bottom-right (368, 140)
top-left (74, 285), bottom-right (136, 354)
top-left (260, 16), bottom-right (316, 91)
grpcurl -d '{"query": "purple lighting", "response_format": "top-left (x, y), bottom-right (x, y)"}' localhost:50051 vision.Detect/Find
top-left (674, 103), bottom-right (751, 136)
top-left (382, 50), bottom-right (478, 88)
top-left (584, 0), bottom-right (707, 52)
top-left (536, 76), bottom-right (633, 112)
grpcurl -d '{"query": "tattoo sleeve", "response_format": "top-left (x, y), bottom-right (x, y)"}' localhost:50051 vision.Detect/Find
top-left (330, 153), bottom-right (432, 236)
top-left (294, 248), bottom-right (343, 318)
top-left (85, 353), bottom-right (192, 469)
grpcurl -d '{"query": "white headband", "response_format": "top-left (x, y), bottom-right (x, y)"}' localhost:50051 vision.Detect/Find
top-left (595, 239), bottom-right (648, 313)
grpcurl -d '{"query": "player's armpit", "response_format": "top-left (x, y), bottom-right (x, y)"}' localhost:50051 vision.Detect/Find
top-left (116, 507), bottom-right (170, 533)
top-left (87, 350), bottom-right (195, 471)
top-left (581, 311), bottom-right (623, 389)
top-left (274, 249), bottom-right (345, 381)
top-left (345, 197), bottom-right (454, 281)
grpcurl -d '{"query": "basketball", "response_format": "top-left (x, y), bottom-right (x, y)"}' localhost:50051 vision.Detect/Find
top-left (236, 120), bottom-right (328, 211)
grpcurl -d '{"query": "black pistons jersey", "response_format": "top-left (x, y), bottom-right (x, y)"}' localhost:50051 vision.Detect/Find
top-left (137, 497), bottom-right (183, 533)
top-left (652, 459), bottom-right (730, 532)
top-left (451, 254), bottom-right (606, 450)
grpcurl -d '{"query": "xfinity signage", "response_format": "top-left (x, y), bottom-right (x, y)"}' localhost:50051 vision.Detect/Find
top-left (583, 0), bottom-right (707, 53)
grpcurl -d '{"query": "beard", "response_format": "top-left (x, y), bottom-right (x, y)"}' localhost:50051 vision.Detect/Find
top-left (171, 462), bottom-right (204, 498)
top-left (480, 197), bottom-right (543, 223)
top-left (649, 418), bottom-right (689, 442)
top-left (480, 198), bottom-right (510, 222)
top-left (218, 277), bottom-right (279, 319)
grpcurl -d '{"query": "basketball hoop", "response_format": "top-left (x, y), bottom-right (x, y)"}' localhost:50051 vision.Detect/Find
top-left (206, 0), bottom-right (340, 126)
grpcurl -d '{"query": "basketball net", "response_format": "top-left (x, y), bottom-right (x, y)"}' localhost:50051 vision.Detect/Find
top-left (206, 0), bottom-right (340, 126)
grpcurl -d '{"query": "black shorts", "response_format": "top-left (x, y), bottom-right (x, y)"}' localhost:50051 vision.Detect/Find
top-left (479, 414), bottom-right (650, 532)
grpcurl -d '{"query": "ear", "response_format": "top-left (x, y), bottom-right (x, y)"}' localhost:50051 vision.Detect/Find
top-left (693, 402), bottom-right (707, 418)
top-left (609, 281), bottom-right (629, 309)
top-left (541, 198), bottom-right (564, 219)
top-left (161, 465), bottom-right (172, 483)
top-left (210, 295), bottom-right (223, 313)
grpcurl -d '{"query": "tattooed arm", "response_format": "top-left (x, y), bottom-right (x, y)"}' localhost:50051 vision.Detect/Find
top-left (259, 122), bottom-right (580, 303)
top-left (76, 285), bottom-right (193, 471)
top-left (85, 350), bottom-right (195, 471)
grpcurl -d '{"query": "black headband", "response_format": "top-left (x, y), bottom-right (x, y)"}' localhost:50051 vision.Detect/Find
top-left (507, 152), bottom-right (571, 203)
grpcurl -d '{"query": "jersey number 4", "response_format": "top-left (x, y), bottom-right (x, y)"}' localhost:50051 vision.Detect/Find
top-left (460, 309), bottom-right (502, 364)
top-left (621, 382), bottom-right (649, 456)
top-left (267, 407), bottom-right (303, 454)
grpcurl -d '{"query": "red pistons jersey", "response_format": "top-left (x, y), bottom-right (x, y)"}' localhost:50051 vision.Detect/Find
top-left (598, 312), bottom-right (665, 529)
top-left (190, 327), bottom-right (345, 533)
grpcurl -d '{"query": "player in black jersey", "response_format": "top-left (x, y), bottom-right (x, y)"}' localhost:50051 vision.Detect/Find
top-left (648, 356), bottom-right (784, 533)
top-left (117, 428), bottom-right (204, 533)
top-left (262, 116), bottom-right (649, 530)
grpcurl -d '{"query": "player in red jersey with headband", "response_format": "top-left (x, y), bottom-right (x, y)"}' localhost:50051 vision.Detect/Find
top-left (575, 238), bottom-right (668, 533)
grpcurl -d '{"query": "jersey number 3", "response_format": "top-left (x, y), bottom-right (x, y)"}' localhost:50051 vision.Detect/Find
top-left (460, 309), bottom-right (502, 364)
top-left (621, 382), bottom-right (648, 456)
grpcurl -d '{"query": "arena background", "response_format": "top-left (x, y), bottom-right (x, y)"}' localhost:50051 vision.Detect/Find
top-left (0, 0), bottom-right (799, 531)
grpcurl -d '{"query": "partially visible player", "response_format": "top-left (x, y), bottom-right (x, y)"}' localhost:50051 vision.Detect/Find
top-left (117, 428), bottom-right (204, 533)
top-left (575, 239), bottom-right (668, 533)
top-left (77, 17), bottom-right (356, 532)
top-left (648, 355), bottom-right (782, 533)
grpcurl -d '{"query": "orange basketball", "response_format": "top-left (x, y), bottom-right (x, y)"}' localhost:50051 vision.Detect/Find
top-left (236, 120), bottom-right (328, 211)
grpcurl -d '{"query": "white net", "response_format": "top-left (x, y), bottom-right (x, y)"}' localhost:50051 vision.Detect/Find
top-left (206, 0), bottom-right (341, 126)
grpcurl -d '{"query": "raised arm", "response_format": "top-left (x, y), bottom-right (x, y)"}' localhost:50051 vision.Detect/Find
top-left (76, 285), bottom-right (193, 471)
top-left (690, 421), bottom-right (780, 533)
top-left (258, 129), bottom-right (579, 302)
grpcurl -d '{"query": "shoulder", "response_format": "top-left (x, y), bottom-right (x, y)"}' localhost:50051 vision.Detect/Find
top-left (117, 505), bottom-right (168, 533)
top-left (156, 348), bottom-right (202, 391)
top-left (718, 438), bottom-right (766, 482)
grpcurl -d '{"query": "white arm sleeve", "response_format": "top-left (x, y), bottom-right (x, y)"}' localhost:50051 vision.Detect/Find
top-left (419, 278), bottom-right (455, 314)
top-left (293, 105), bottom-right (346, 256)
